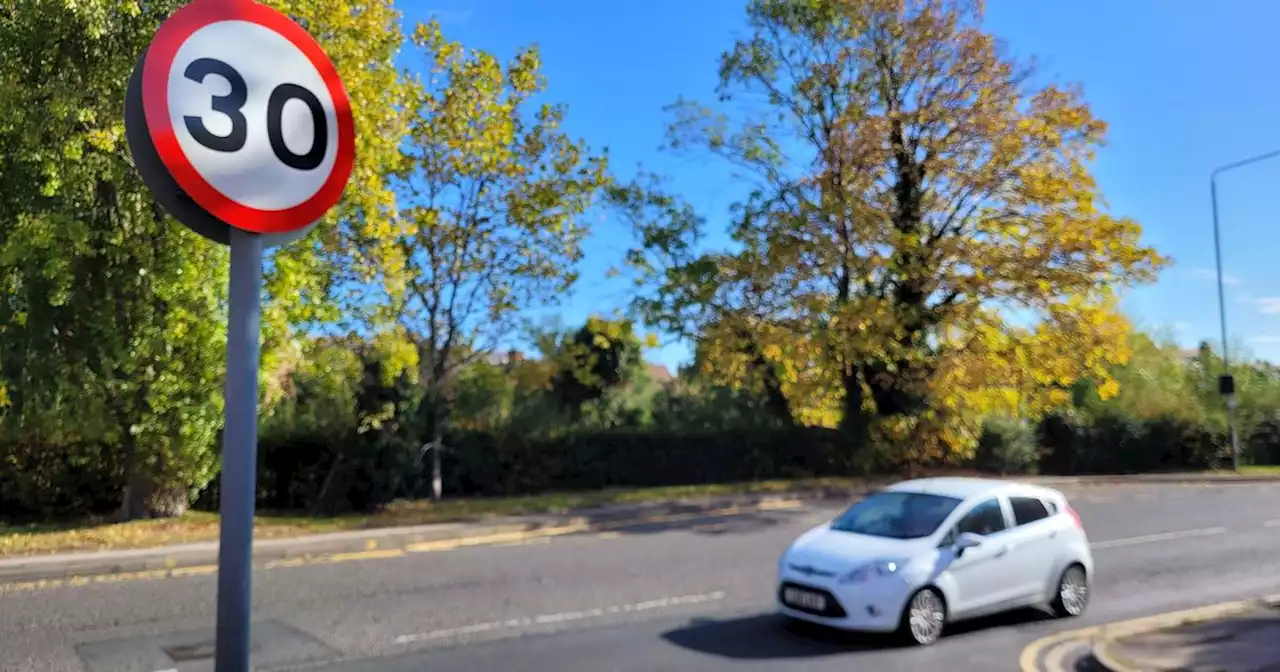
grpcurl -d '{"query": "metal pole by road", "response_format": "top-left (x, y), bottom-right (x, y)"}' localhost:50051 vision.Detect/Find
top-left (1209, 148), bottom-right (1280, 472)
top-left (215, 227), bottom-right (264, 672)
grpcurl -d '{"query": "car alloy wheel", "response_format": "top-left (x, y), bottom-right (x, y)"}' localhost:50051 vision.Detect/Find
top-left (905, 588), bottom-right (945, 645)
top-left (1046, 563), bottom-right (1091, 619)
top-left (1056, 565), bottom-right (1089, 616)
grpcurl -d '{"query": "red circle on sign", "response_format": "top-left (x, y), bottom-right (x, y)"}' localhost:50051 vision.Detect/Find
top-left (142, 0), bottom-right (355, 234)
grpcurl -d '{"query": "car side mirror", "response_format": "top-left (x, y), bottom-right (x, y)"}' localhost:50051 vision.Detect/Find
top-left (954, 532), bottom-right (983, 556)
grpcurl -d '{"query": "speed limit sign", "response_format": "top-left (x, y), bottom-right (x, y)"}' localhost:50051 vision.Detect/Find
top-left (125, 0), bottom-right (355, 244)
top-left (123, 3), bottom-right (356, 671)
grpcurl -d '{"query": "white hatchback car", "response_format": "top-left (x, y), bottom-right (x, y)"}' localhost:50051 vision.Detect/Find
top-left (777, 477), bottom-right (1092, 645)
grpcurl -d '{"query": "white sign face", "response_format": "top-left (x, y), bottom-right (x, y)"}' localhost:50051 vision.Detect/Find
top-left (166, 20), bottom-right (339, 212)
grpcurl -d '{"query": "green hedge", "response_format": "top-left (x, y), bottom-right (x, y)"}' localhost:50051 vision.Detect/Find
top-left (8, 410), bottom-right (1278, 519)
top-left (0, 439), bottom-right (124, 519)
top-left (1031, 411), bottom-right (1228, 476)
top-left (439, 427), bottom-right (859, 496)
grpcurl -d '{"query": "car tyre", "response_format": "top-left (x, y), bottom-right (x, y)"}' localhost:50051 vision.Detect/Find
top-left (898, 587), bottom-right (946, 646)
top-left (1050, 563), bottom-right (1089, 618)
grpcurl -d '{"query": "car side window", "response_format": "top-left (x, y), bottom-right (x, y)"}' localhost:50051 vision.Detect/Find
top-left (955, 498), bottom-right (1007, 536)
top-left (1010, 496), bottom-right (1051, 526)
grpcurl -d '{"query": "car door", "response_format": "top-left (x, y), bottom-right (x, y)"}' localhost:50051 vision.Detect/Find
top-left (941, 497), bottom-right (1017, 616)
top-left (999, 494), bottom-right (1060, 602)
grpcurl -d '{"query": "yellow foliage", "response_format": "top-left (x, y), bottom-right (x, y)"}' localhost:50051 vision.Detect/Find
top-left (660, 0), bottom-right (1167, 454)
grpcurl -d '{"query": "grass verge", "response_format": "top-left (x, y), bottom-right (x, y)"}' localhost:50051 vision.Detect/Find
top-left (0, 477), bottom-right (866, 559)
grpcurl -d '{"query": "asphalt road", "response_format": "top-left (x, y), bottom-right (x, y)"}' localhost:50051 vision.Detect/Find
top-left (5, 481), bottom-right (1280, 672)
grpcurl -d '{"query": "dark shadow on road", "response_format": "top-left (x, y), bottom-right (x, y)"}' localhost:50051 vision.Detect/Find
top-left (591, 506), bottom-right (814, 537)
top-left (945, 606), bottom-right (1055, 636)
top-left (661, 607), bottom-right (1055, 660)
top-left (1075, 656), bottom-right (1109, 671)
top-left (661, 613), bottom-right (892, 659)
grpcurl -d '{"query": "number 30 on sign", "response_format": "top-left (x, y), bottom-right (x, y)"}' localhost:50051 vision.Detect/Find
top-left (125, 0), bottom-right (355, 246)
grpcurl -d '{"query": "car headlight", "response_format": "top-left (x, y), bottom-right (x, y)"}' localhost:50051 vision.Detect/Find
top-left (840, 559), bottom-right (908, 584)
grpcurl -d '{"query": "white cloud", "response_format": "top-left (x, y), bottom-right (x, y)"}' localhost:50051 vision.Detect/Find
top-left (1248, 335), bottom-right (1280, 345)
top-left (1191, 267), bottom-right (1241, 285)
top-left (1255, 298), bottom-right (1280, 315)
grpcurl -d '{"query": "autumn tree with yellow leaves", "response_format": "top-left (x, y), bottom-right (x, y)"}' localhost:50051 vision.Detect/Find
top-left (618, 0), bottom-right (1167, 464)
top-left (329, 21), bottom-right (612, 498)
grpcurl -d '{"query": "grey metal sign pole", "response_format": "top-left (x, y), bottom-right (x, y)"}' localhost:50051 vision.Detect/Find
top-left (215, 227), bottom-right (264, 672)
top-left (124, 3), bottom-right (355, 665)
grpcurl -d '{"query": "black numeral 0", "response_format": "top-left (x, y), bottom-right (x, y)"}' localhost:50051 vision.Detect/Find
top-left (182, 58), bottom-right (328, 172)
top-left (267, 84), bottom-right (328, 171)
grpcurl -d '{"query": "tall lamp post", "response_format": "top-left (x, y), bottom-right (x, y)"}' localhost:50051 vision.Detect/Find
top-left (1209, 149), bottom-right (1280, 471)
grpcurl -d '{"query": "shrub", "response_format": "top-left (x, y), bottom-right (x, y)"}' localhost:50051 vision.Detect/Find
top-left (1038, 410), bottom-right (1088, 475)
top-left (0, 439), bottom-right (123, 518)
top-left (973, 416), bottom-right (1039, 475)
top-left (1247, 416), bottom-right (1280, 466)
top-left (439, 427), bottom-right (860, 496)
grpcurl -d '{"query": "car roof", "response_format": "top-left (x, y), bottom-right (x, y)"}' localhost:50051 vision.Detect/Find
top-left (882, 477), bottom-right (1025, 500)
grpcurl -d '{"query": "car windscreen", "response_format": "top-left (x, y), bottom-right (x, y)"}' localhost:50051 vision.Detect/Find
top-left (829, 491), bottom-right (963, 539)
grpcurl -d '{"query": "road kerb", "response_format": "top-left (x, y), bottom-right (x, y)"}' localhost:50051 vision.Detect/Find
top-left (1019, 592), bottom-right (1280, 672)
top-left (1088, 593), bottom-right (1280, 672)
top-left (1091, 636), bottom-right (1140, 672)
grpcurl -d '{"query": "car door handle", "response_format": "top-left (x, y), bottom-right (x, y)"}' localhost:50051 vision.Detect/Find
top-left (994, 545), bottom-right (1008, 557)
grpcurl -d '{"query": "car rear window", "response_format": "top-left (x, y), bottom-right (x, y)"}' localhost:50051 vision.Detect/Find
top-left (1010, 496), bottom-right (1050, 526)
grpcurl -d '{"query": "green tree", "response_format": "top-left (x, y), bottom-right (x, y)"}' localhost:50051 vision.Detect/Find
top-left (0, 0), bottom-right (412, 518)
top-left (332, 21), bottom-right (611, 499)
top-left (0, 0), bottom-right (225, 518)
top-left (552, 316), bottom-right (647, 412)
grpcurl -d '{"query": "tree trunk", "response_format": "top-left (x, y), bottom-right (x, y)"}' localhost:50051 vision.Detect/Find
top-left (839, 367), bottom-right (869, 439)
top-left (311, 453), bottom-right (348, 516)
top-left (731, 324), bottom-right (793, 426)
top-left (422, 390), bottom-right (446, 502)
top-left (118, 431), bottom-right (148, 521)
top-left (423, 348), bottom-right (452, 502)
top-left (430, 430), bottom-right (443, 502)
top-left (119, 433), bottom-right (190, 520)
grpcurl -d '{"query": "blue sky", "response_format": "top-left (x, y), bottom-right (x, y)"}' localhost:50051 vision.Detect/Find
top-left (401, 0), bottom-right (1280, 370)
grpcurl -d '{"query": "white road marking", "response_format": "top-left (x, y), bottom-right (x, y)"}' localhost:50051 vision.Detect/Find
top-left (489, 538), bottom-right (553, 549)
top-left (1090, 526), bottom-right (1226, 550)
top-left (393, 591), bottom-right (727, 644)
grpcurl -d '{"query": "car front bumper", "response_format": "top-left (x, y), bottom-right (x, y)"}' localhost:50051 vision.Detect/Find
top-left (775, 573), bottom-right (912, 633)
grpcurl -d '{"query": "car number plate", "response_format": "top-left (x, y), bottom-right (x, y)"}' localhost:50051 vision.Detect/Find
top-left (783, 587), bottom-right (827, 611)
